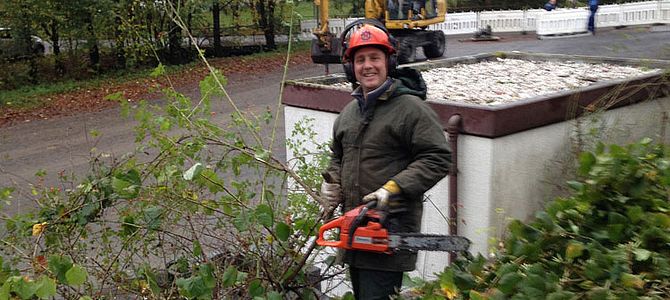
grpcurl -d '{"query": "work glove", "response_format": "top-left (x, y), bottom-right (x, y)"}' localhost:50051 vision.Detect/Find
top-left (362, 180), bottom-right (401, 209)
top-left (320, 181), bottom-right (342, 208)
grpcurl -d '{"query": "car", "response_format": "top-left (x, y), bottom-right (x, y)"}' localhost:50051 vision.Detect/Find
top-left (0, 27), bottom-right (51, 59)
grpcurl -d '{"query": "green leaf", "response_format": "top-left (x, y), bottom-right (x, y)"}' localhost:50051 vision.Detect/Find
top-left (620, 273), bottom-right (645, 289)
top-left (566, 180), bottom-right (584, 192)
top-left (275, 222), bottom-right (291, 241)
top-left (35, 276), bottom-right (57, 299)
top-left (248, 279), bottom-right (265, 297)
top-left (267, 291), bottom-right (282, 300)
top-left (469, 290), bottom-right (487, 300)
top-left (1, 281), bottom-right (10, 300)
top-left (150, 64), bottom-right (165, 77)
top-left (112, 169), bottom-right (141, 199)
top-left (121, 215), bottom-right (138, 237)
top-left (142, 206), bottom-right (163, 230)
top-left (254, 148), bottom-right (271, 162)
top-left (199, 69), bottom-right (227, 97)
top-left (193, 240), bottom-right (202, 257)
top-left (578, 152), bottom-right (596, 176)
top-left (565, 241), bottom-right (585, 261)
top-left (495, 263), bottom-right (519, 278)
top-left (48, 255), bottom-right (73, 283)
top-left (546, 291), bottom-right (575, 300)
top-left (255, 204), bottom-right (274, 227)
top-left (79, 297), bottom-right (93, 300)
top-left (104, 91), bottom-right (124, 102)
top-left (183, 163), bottom-right (204, 181)
top-left (633, 248), bottom-right (652, 261)
top-left (498, 272), bottom-right (522, 294)
top-left (65, 265), bottom-right (88, 286)
top-left (198, 264), bottom-right (216, 289)
top-left (453, 270), bottom-right (477, 290)
top-left (626, 206), bottom-right (644, 223)
top-left (233, 211), bottom-right (250, 232)
top-left (222, 266), bottom-right (238, 288)
top-left (142, 267), bottom-right (160, 296)
top-left (13, 277), bottom-right (37, 299)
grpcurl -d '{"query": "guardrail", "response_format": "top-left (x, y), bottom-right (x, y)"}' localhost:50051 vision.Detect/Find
top-left (300, 0), bottom-right (670, 38)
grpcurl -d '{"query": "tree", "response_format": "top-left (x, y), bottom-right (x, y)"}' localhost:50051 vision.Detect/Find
top-left (212, 0), bottom-right (224, 56)
top-left (254, 0), bottom-right (278, 50)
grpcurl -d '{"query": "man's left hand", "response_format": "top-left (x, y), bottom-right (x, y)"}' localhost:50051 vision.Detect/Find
top-left (363, 187), bottom-right (392, 209)
top-left (362, 180), bottom-right (401, 209)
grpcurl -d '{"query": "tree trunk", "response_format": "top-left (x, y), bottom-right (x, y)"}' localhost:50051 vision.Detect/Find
top-left (256, 0), bottom-right (276, 50)
top-left (43, 20), bottom-right (65, 75)
top-left (114, 15), bottom-right (126, 69)
top-left (212, 1), bottom-right (223, 56)
top-left (85, 12), bottom-right (100, 72)
top-left (187, 11), bottom-right (193, 48)
top-left (168, 0), bottom-right (185, 64)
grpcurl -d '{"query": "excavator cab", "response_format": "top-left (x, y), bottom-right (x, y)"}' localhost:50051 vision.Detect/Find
top-left (311, 0), bottom-right (447, 65)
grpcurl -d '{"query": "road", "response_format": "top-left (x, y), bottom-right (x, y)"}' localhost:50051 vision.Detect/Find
top-left (1, 25), bottom-right (669, 215)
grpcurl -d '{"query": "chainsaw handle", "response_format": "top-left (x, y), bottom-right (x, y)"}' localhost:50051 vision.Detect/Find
top-left (317, 216), bottom-right (346, 248)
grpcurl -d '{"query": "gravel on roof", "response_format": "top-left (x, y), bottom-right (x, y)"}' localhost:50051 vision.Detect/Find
top-left (328, 58), bottom-right (659, 106)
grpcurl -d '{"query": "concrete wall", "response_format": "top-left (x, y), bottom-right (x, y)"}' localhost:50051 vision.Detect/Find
top-left (285, 95), bottom-right (670, 290)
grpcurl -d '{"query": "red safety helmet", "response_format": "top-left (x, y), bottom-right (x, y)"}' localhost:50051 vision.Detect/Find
top-left (343, 24), bottom-right (396, 61)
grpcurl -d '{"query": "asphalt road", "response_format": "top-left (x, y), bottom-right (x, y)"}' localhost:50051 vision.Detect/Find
top-left (1, 25), bottom-right (669, 216)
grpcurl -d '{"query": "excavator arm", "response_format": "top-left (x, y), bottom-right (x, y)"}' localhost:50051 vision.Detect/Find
top-left (311, 0), bottom-right (342, 64)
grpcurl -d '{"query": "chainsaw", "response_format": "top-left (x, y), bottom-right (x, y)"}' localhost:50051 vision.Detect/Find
top-left (316, 201), bottom-right (471, 253)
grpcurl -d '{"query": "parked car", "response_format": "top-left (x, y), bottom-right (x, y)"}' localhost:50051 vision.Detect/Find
top-left (0, 27), bottom-right (51, 59)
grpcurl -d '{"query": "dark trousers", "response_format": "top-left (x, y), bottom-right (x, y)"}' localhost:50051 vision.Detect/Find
top-left (349, 267), bottom-right (403, 300)
top-left (588, 5), bottom-right (598, 33)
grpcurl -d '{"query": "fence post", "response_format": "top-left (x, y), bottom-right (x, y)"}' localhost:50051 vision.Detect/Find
top-left (476, 11), bottom-right (481, 29)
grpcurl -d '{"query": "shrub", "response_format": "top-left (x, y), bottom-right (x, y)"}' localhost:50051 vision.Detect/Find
top-left (0, 60), bottom-right (34, 90)
top-left (403, 138), bottom-right (670, 299)
top-left (0, 64), bottom-right (335, 299)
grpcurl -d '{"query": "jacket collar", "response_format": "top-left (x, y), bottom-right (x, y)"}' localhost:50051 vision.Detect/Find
top-left (352, 78), bottom-right (395, 113)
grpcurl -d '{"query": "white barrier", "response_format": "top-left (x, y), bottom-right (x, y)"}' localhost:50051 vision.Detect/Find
top-left (430, 11), bottom-right (478, 35)
top-left (301, 0), bottom-right (670, 37)
top-left (479, 10), bottom-right (526, 32)
top-left (536, 8), bottom-right (589, 35)
top-left (524, 9), bottom-right (546, 32)
top-left (621, 1), bottom-right (660, 25)
top-left (596, 4), bottom-right (623, 28)
top-left (663, 0), bottom-right (670, 21)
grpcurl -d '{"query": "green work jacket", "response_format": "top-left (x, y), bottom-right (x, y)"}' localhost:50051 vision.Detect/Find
top-left (325, 68), bottom-right (452, 272)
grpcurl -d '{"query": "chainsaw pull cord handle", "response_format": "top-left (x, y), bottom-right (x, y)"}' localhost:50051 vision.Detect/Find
top-left (346, 200), bottom-right (377, 247)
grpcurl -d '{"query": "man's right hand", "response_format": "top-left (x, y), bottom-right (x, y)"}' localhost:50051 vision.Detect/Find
top-left (320, 181), bottom-right (342, 208)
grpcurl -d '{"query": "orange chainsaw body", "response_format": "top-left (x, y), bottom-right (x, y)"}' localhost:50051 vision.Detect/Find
top-left (316, 204), bottom-right (391, 253)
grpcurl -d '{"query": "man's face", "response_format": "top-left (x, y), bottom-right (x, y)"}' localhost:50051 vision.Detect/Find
top-left (353, 47), bottom-right (388, 93)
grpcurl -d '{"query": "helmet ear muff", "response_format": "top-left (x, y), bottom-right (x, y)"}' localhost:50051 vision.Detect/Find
top-left (341, 19), bottom-right (399, 84)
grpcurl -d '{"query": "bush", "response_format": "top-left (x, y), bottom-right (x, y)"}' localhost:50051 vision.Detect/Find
top-left (0, 64), bottom-right (336, 299)
top-left (0, 60), bottom-right (35, 90)
top-left (403, 138), bottom-right (670, 299)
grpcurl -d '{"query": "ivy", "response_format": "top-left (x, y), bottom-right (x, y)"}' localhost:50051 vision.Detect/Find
top-left (401, 140), bottom-right (670, 299)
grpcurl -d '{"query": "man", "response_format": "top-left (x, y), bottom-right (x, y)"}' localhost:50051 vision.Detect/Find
top-left (544, 0), bottom-right (557, 11)
top-left (588, 0), bottom-right (599, 34)
top-left (320, 22), bottom-right (451, 299)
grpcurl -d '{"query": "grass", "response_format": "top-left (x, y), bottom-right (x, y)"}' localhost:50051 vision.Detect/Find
top-left (0, 41), bottom-right (312, 110)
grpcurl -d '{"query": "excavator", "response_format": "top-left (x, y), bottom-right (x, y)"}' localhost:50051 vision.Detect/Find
top-left (310, 0), bottom-right (447, 65)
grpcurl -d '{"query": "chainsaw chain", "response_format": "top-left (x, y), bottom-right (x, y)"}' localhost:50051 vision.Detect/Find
top-left (388, 233), bottom-right (471, 252)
